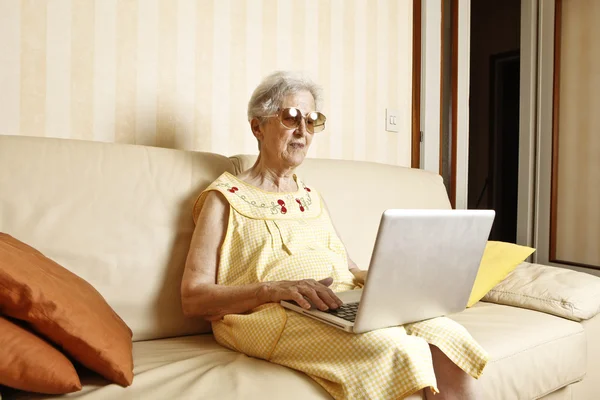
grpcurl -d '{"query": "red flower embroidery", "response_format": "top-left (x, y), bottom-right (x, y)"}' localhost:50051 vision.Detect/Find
top-left (281, 206), bottom-right (287, 214)
top-left (299, 206), bottom-right (305, 212)
top-left (304, 187), bottom-right (311, 192)
top-left (228, 186), bottom-right (239, 193)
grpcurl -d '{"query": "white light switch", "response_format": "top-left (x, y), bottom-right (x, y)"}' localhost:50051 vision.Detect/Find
top-left (386, 108), bottom-right (399, 132)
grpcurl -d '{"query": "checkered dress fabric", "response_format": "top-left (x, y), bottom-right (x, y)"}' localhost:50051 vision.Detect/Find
top-left (193, 172), bottom-right (489, 400)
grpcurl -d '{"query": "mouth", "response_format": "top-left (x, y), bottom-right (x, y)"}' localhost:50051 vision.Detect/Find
top-left (289, 143), bottom-right (305, 150)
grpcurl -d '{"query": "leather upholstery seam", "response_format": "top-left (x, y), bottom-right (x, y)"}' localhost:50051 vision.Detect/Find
top-left (533, 375), bottom-right (586, 400)
top-left (488, 330), bottom-right (585, 364)
top-left (487, 289), bottom-right (576, 311)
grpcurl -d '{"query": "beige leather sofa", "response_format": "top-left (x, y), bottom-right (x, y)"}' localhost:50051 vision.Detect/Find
top-left (1, 134), bottom-right (599, 400)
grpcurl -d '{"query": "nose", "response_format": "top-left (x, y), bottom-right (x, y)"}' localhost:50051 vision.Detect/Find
top-left (294, 117), bottom-right (308, 136)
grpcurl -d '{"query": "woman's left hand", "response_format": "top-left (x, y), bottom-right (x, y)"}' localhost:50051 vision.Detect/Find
top-left (349, 267), bottom-right (368, 285)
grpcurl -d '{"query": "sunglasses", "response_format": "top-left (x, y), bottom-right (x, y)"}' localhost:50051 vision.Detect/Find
top-left (262, 107), bottom-right (327, 133)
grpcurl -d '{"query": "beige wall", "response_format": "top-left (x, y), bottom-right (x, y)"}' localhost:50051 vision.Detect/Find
top-left (0, 0), bottom-right (414, 166)
top-left (554, 0), bottom-right (600, 267)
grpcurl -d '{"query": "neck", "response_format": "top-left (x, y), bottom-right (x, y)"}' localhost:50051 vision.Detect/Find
top-left (248, 154), bottom-right (297, 192)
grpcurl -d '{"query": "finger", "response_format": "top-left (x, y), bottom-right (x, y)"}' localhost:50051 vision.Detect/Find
top-left (299, 287), bottom-right (329, 311)
top-left (290, 292), bottom-right (312, 310)
top-left (315, 288), bottom-right (342, 309)
top-left (315, 278), bottom-right (343, 306)
top-left (318, 277), bottom-right (334, 287)
top-left (323, 286), bottom-right (344, 307)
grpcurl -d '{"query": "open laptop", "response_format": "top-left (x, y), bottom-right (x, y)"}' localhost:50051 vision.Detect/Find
top-left (281, 209), bottom-right (495, 333)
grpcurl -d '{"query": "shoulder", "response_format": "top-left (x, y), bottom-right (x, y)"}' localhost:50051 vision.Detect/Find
top-left (192, 173), bottom-right (234, 224)
top-left (202, 190), bottom-right (228, 210)
top-left (194, 190), bottom-right (229, 229)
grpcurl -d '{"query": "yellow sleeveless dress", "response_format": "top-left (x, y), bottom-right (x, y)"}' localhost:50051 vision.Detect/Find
top-left (193, 172), bottom-right (488, 400)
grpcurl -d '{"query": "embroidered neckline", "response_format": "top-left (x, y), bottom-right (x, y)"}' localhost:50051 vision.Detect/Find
top-left (219, 172), bottom-right (314, 215)
top-left (223, 171), bottom-right (303, 196)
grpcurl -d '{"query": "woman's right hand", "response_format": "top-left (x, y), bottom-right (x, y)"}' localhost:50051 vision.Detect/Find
top-left (261, 277), bottom-right (344, 311)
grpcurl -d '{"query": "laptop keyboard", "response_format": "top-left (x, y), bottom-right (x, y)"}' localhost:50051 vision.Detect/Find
top-left (326, 302), bottom-right (359, 322)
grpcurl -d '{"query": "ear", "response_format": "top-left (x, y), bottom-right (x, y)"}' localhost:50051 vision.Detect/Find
top-left (250, 118), bottom-right (264, 142)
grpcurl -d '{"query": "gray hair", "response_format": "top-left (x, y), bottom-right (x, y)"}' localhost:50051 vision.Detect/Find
top-left (247, 71), bottom-right (323, 122)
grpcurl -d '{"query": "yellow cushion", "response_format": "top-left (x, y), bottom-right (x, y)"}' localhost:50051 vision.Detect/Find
top-left (467, 241), bottom-right (536, 307)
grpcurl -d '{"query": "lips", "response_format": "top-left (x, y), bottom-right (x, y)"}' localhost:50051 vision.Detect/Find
top-left (289, 143), bottom-right (305, 149)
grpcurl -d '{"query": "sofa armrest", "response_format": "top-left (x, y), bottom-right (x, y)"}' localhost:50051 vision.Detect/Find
top-left (482, 262), bottom-right (600, 321)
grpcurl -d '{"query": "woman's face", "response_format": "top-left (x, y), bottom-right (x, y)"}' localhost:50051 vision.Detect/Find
top-left (252, 90), bottom-right (316, 170)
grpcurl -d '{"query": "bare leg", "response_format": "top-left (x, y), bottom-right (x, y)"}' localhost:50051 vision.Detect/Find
top-left (425, 344), bottom-right (481, 400)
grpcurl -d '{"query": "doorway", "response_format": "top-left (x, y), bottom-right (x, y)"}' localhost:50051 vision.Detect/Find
top-left (468, 0), bottom-right (521, 242)
top-left (489, 51), bottom-right (520, 242)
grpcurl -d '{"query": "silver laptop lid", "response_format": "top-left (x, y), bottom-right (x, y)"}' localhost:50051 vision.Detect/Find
top-left (352, 209), bottom-right (495, 333)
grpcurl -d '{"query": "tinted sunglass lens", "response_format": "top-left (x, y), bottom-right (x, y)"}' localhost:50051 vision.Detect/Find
top-left (281, 108), bottom-right (301, 129)
top-left (311, 112), bottom-right (326, 133)
top-left (279, 108), bottom-right (326, 132)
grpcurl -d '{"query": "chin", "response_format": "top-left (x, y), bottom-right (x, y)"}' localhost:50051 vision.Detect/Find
top-left (284, 151), bottom-right (307, 167)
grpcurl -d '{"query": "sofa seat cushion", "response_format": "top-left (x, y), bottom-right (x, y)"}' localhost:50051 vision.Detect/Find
top-left (5, 335), bottom-right (334, 400)
top-left (450, 302), bottom-right (586, 400)
top-left (5, 305), bottom-right (585, 400)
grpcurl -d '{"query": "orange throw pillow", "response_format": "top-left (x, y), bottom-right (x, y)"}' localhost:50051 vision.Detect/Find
top-left (0, 233), bottom-right (134, 386)
top-left (0, 316), bottom-right (81, 394)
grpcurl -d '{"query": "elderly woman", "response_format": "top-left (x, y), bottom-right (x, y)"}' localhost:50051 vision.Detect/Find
top-left (181, 71), bottom-right (487, 400)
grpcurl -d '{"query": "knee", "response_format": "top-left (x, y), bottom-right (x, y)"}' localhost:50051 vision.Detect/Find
top-left (429, 344), bottom-right (460, 373)
top-left (428, 345), bottom-right (480, 399)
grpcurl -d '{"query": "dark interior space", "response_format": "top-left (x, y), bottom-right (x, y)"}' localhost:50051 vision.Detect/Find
top-left (468, 0), bottom-right (521, 242)
top-left (490, 52), bottom-right (520, 242)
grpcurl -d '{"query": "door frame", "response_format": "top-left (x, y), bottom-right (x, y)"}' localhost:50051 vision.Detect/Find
top-left (516, 0), bottom-right (539, 250)
top-left (419, 0), bottom-right (468, 210)
top-left (412, 0), bottom-right (422, 168)
top-left (518, 0), bottom-right (556, 262)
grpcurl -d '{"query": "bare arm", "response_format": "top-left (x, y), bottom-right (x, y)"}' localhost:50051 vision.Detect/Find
top-left (181, 192), bottom-right (342, 321)
top-left (181, 191), bottom-right (263, 320)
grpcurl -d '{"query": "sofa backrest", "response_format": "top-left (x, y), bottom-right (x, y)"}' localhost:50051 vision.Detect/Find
top-left (0, 135), bottom-right (451, 341)
top-left (0, 135), bottom-right (230, 340)
top-left (231, 155), bottom-right (452, 269)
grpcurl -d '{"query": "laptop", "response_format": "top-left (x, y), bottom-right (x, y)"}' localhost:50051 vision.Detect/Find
top-left (281, 209), bottom-right (495, 333)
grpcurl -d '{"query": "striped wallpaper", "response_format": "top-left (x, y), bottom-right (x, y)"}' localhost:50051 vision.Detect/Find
top-left (0, 0), bottom-right (414, 166)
